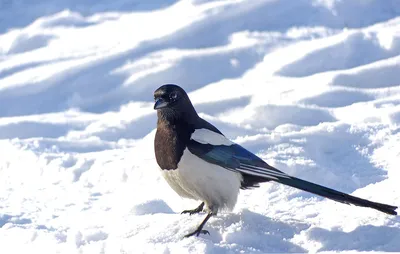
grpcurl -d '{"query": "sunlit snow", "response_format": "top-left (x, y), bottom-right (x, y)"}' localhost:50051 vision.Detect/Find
top-left (0, 0), bottom-right (400, 253)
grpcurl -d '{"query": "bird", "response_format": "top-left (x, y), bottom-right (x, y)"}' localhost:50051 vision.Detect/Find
top-left (153, 84), bottom-right (398, 238)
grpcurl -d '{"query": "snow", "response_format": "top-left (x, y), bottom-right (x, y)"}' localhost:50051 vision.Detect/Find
top-left (0, 0), bottom-right (400, 253)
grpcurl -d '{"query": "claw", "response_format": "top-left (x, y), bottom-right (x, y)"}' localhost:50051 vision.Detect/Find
top-left (183, 210), bottom-right (213, 238)
top-left (181, 209), bottom-right (200, 215)
top-left (181, 202), bottom-right (204, 215)
top-left (184, 229), bottom-right (210, 238)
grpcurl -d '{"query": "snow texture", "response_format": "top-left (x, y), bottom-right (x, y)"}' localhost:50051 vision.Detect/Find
top-left (0, 0), bottom-right (400, 253)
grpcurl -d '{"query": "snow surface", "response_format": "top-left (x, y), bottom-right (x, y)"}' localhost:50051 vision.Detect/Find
top-left (1, 0), bottom-right (400, 253)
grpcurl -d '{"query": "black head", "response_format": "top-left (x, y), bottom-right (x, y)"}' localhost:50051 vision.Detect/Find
top-left (153, 84), bottom-right (197, 122)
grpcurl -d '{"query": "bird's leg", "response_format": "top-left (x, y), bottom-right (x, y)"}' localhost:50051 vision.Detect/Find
top-left (184, 212), bottom-right (213, 238)
top-left (181, 202), bottom-right (204, 215)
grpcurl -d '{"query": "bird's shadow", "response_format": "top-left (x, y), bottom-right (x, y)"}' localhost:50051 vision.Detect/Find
top-left (177, 209), bottom-right (309, 253)
top-left (176, 209), bottom-right (400, 253)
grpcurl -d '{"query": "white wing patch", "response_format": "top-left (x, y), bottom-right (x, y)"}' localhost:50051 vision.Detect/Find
top-left (190, 128), bottom-right (291, 181)
top-left (191, 128), bottom-right (233, 146)
top-left (189, 128), bottom-right (291, 184)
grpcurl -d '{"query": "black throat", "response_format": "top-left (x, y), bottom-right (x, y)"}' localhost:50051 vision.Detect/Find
top-left (154, 109), bottom-right (197, 170)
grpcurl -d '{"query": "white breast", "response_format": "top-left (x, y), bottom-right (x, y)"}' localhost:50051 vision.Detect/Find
top-left (161, 148), bottom-right (242, 213)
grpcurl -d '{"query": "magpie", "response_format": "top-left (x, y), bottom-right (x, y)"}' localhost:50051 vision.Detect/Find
top-left (153, 84), bottom-right (398, 238)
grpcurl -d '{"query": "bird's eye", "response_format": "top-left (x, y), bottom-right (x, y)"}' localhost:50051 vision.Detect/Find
top-left (170, 92), bottom-right (178, 101)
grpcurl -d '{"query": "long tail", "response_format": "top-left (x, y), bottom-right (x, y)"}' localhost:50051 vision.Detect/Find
top-left (276, 176), bottom-right (397, 215)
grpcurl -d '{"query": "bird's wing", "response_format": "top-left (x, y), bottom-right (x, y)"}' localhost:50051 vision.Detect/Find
top-left (187, 128), bottom-right (290, 181)
top-left (187, 128), bottom-right (398, 215)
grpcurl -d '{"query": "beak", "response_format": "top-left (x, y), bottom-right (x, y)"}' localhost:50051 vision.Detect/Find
top-left (154, 97), bottom-right (168, 110)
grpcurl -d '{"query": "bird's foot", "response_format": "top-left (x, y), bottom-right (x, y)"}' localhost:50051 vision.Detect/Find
top-left (184, 229), bottom-right (210, 238)
top-left (181, 202), bottom-right (204, 215)
top-left (183, 212), bottom-right (213, 238)
top-left (181, 207), bottom-right (203, 215)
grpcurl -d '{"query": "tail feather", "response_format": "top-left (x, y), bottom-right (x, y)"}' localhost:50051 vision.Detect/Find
top-left (277, 176), bottom-right (397, 215)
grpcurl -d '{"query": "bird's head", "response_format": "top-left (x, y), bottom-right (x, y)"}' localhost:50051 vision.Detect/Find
top-left (153, 84), bottom-right (197, 121)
